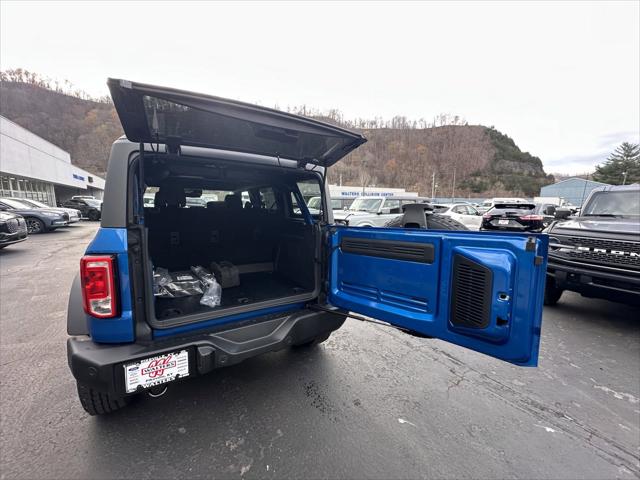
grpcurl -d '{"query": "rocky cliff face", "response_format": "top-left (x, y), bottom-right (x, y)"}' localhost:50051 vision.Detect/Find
top-left (332, 124), bottom-right (551, 197)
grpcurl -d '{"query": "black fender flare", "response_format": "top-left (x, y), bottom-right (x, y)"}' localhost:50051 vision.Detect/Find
top-left (67, 273), bottom-right (89, 335)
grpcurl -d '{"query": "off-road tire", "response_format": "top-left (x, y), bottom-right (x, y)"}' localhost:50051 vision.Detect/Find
top-left (292, 332), bottom-right (331, 349)
top-left (384, 213), bottom-right (468, 230)
top-left (544, 277), bottom-right (564, 306)
top-left (76, 382), bottom-right (130, 415)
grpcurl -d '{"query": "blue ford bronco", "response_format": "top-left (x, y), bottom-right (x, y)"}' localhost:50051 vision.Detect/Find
top-left (67, 79), bottom-right (548, 415)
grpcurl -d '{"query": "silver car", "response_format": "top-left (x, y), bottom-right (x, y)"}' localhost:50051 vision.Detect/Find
top-left (333, 196), bottom-right (429, 227)
top-left (11, 198), bottom-right (81, 223)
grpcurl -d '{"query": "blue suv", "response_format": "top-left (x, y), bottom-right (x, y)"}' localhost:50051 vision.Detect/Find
top-left (66, 79), bottom-right (548, 415)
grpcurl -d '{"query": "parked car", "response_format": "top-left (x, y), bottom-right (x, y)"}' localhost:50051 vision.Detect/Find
top-left (333, 195), bottom-right (429, 227)
top-left (432, 203), bottom-right (482, 230)
top-left (0, 211), bottom-right (28, 248)
top-left (11, 198), bottom-right (81, 223)
top-left (481, 202), bottom-right (549, 233)
top-left (72, 195), bottom-right (99, 201)
top-left (532, 203), bottom-right (569, 228)
top-left (66, 79), bottom-right (547, 415)
top-left (477, 197), bottom-right (528, 213)
top-left (0, 197), bottom-right (69, 233)
top-left (544, 184), bottom-right (640, 306)
top-left (61, 198), bottom-right (102, 221)
top-left (306, 196), bottom-right (344, 212)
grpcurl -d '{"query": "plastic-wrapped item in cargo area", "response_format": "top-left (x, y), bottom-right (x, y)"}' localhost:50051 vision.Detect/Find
top-left (153, 269), bottom-right (204, 298)
top-left (153, 267), bottom-right (172, 297)
top-left (191, 265), bottom-right (222, 307)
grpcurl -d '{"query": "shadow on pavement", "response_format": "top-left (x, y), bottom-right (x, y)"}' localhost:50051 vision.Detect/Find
top-left (82, 346), bottom-right (336, 477)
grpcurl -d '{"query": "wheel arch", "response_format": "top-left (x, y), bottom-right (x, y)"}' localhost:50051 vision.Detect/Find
top-left (67, 273), bottom-right (89, 335)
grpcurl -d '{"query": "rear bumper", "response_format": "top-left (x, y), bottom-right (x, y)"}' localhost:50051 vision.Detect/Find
top-left (480, 223), bottom-right (543, 232)
top-left (67, 309), bottom-right (345, 396)
top-left (547, 255), bottom-right (640, 304)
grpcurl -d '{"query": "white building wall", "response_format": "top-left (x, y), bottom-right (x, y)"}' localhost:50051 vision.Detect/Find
top-left (0, 115), bottom-right (104, 192)
top-left (329, 184), bottom-right (419, 199)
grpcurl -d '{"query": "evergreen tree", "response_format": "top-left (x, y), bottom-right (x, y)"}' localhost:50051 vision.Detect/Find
top-left (592, 142), bottom-right (640, 185)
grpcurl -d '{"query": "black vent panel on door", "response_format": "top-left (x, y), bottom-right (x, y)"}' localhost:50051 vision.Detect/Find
top-left (450, 255), bottom-right (493, 329)
top-left (340, 238), bottom-right (434, 263)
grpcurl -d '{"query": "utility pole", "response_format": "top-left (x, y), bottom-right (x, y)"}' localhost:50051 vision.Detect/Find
top-left (451, 169), bottom-right (456, 202)
top-left (431, 172), bottom-right (436, 200)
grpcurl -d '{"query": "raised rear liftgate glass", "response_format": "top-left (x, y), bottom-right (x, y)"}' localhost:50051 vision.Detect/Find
top-left (108, 79), bottom-right (366, 167)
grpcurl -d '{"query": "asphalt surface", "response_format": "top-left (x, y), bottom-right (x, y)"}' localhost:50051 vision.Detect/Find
top-left (1, 223), bottom-right (639, 479)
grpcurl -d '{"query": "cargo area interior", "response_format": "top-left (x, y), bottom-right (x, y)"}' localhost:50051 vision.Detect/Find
top-left (140, 154), bottom-right (320, 322)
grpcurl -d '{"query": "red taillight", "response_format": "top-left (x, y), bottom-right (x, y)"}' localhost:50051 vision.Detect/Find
top-left (80, 255), bottom-right (118, 318)
top-left (519, 215), bottom-right (544, 221)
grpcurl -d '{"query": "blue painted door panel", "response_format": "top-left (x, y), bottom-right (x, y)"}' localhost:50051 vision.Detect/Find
top-left (328, 227), bottom-right (548, 366)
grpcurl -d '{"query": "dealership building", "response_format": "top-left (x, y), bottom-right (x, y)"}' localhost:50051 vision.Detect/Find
top-left (0, 115), bottom-right (105, 206)
top-left (539, 177), bottom-right (609, 207)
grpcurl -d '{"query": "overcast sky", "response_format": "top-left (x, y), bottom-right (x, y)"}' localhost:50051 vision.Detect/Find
top-left (1, 1), bottom-right (638, 174)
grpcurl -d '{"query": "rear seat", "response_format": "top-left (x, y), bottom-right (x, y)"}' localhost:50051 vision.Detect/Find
top-left (146, 188), bottom-right (280, 270)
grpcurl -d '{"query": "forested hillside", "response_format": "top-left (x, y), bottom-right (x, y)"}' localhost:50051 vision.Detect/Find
top-left (0, 70), bottom-right (552, 196)
top-left (0, 71), bottom-right (121, 177)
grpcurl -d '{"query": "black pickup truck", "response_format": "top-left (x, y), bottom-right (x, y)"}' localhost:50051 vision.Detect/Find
top-left (544, 184), bottom-right (640, 306)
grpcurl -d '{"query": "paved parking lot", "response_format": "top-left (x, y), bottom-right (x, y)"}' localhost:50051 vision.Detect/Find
top-left (1, 222), bottom-right (639, 479)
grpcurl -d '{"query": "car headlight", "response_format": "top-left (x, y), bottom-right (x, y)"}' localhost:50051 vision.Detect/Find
top-left (42, 211), bottom-right (62, 218)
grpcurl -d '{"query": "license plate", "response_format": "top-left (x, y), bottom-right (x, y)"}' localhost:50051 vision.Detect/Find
top-left (498, 219), bottom-right (510, 225)
top-left (124, 350), bottom-right (189, 393)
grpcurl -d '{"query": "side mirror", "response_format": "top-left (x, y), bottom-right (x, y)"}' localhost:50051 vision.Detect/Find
top-left (555, 208), bottom-right (571, 220)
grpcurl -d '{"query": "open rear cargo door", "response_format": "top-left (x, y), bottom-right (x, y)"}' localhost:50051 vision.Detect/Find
top-left (108, 78), bottom-right (366, 167)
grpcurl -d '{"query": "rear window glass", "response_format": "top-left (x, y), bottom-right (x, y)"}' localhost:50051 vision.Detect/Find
top-left (143, 187), bottom-right (232, 208)
top-left (290, 179), bottom-right (323, 218)
top-left (142, 96), bottom-right (354, 163)
top-left (258, 187), bottom-right (279, 212)
top-left (492, 203), bottom-right (536, 210)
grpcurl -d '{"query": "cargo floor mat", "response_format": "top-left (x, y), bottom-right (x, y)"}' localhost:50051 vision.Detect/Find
top-left (155, 272), bottom-right (311, 320)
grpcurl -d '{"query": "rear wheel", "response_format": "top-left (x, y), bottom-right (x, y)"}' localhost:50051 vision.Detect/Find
top-left (25, 217), bottom-right (46, 234)
top-left (544, 277), bottom-right (564, 306)
top-left (76, 382), bottom-right (130, 416)
top-left (88, 210), bottom-right (100, 221)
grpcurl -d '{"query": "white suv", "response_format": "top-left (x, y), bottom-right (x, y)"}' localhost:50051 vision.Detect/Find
top-left (333, 196), bottom-right (428, 227)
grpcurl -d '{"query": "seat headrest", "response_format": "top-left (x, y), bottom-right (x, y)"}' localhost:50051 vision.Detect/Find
top-left (224, 194), bottom-right (242, 210)
top-left (155, 186), bottom-right (186, 208)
